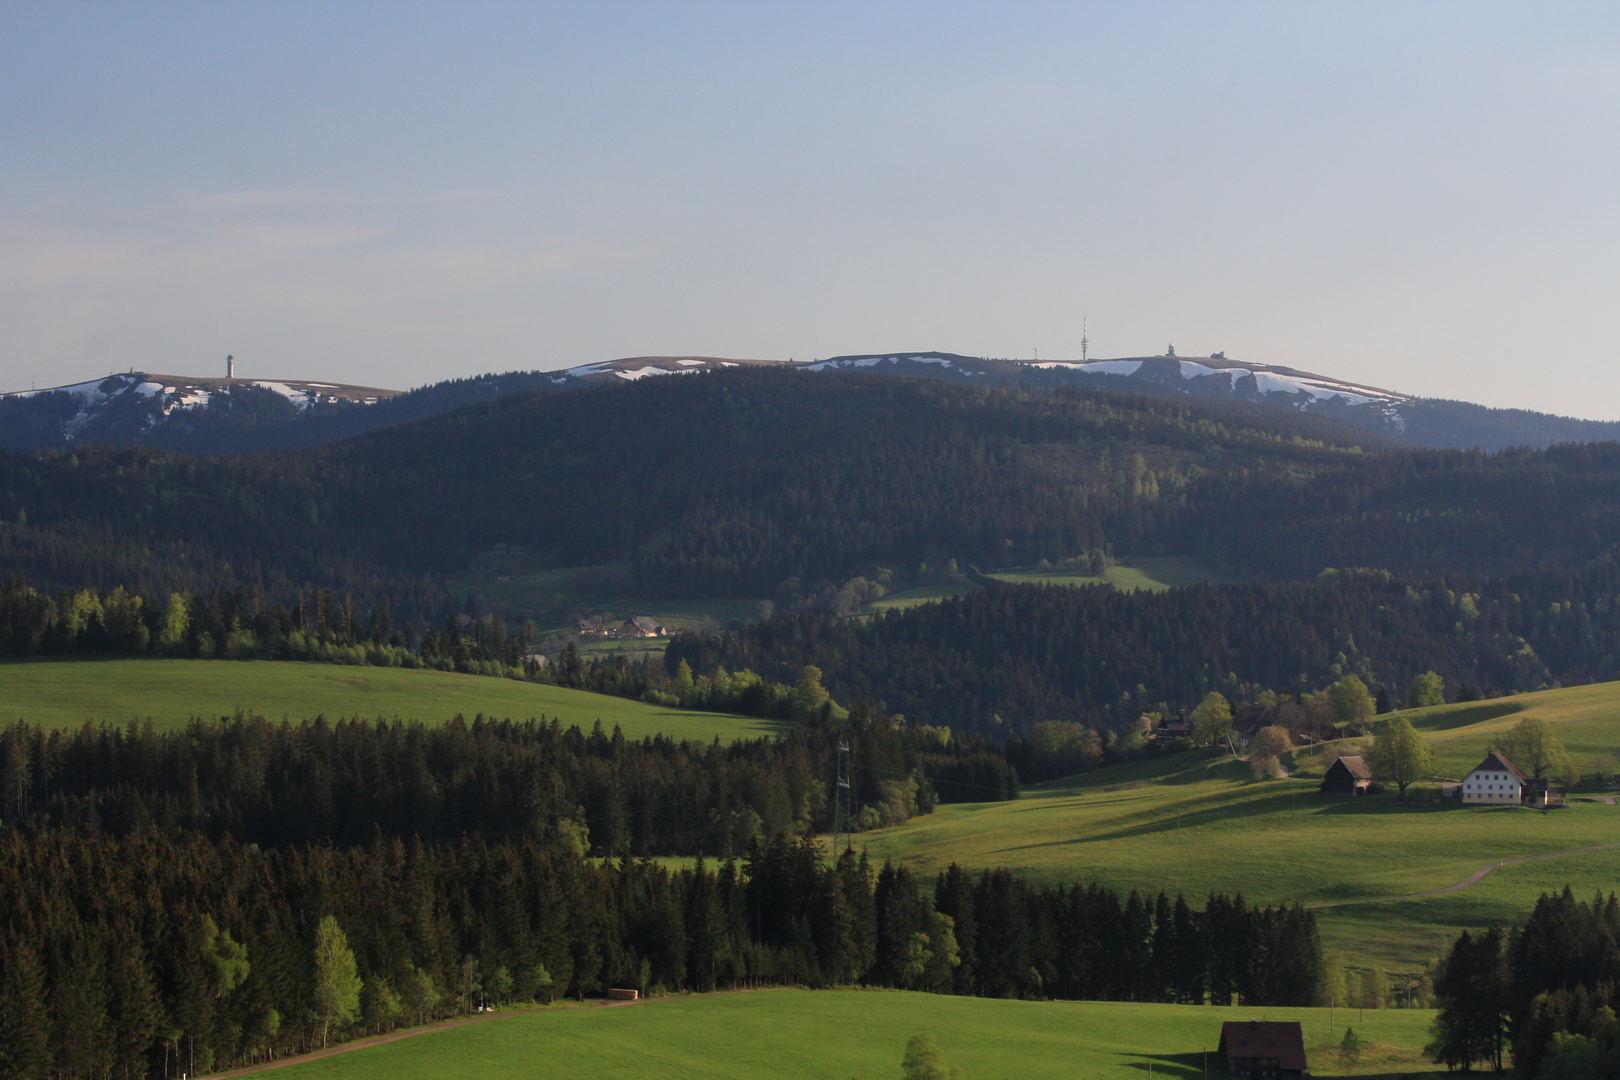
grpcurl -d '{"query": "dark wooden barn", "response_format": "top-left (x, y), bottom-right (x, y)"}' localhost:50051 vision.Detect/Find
top-left (1218, 1019), bottom-right (1306, 1079)
top-left (1319, 754), bottom-right (1373, 797)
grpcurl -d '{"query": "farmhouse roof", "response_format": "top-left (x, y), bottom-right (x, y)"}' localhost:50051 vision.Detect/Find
top-left (1218, 1020), bottom-right (1306, 1071)
top-left (1470, 751), bottom-right (1527, 782)
top-left (629, 616), bottom-right (661, 633)
top-left (1331, 755), bottom-right (1373, 780)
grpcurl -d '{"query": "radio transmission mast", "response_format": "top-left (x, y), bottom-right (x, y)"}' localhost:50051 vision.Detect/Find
top-left (1081, 318), bottom-right (1089, 363)
top-left (834, 736), bottom-right (853, 854)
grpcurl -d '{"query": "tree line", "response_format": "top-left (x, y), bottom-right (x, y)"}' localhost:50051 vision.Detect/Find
top-left (0, 709), bottom-right (1018, 857)
top-left (1428, 886), bottom-right (1620, 1077)
top-left (0, 824), bottom-right (1322, 1079)
top-left (670, 561), bottom-right (1620, 734)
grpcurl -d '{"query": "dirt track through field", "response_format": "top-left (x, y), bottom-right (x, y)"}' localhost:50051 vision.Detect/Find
top-left (1311, 840), bottom-right (1620, 909)
top-left (212, 999), bottom-right (644, 1078)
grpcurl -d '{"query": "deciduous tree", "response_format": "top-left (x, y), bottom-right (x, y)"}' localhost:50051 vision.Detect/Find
top-left (1366, 716), bottom-right (1434, 800)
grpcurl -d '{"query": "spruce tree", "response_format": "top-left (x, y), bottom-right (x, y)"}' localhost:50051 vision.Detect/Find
top-left (0, 940), bottom-right (51, 1080)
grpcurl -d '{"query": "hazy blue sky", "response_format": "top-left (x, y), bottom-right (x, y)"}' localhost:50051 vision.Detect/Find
top-left (3, 2), bottom-right (1617, 416)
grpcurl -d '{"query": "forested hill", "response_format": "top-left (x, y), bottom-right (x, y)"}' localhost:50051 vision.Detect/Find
top-left (0, 369), bottom-right (569, 456)
top-left (0, 369), bottom-right (1375, 608)
top-left (5, 367), bottom-right (1620, 618)
top-left (667, 563), bottom-right (1620, 734)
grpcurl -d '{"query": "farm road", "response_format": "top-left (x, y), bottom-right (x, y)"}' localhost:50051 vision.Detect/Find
top-left (1311, 840), bottom-right (1620, 909)
top-left (212, 999), bottom-right (643, 1078)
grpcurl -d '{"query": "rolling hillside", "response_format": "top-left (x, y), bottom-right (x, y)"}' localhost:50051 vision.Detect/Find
top-left (0, 657), bottom-right (785, 741)
top-left (268, 991), bottom-right (1442, 1080)
top-left (11, 366), bottom-right (1620, 618)
top-left (844, 681), bottom-right (1620, 969)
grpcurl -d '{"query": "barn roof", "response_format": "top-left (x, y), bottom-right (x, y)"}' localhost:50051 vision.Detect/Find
top-left (1219, 1020), bottom-right (1306, 1071)
top-left (1470, 751), bottom-right (1527, 782)
top-left (1330, 754), bottom-right (1373, 780)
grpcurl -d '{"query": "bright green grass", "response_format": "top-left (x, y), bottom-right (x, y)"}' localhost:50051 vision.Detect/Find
top-left (1291, 681), bottom-right (1620, 784)
top-left (864, 583), bottom-right (975, 612)
top-left (0, 658), bottom-right (787, 741)
top-left (988, 556), bottom-right (1232, 594)
top-left (276, 990), bottom-right (1443, 1080)
top-left (848, 684), bottom-right (1620, 970)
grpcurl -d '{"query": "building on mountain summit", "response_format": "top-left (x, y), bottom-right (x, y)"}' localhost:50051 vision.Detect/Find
top-left (1218, 1020), bottom-right (1306, 1079)
top-left (1319, 755), bottom-right (1373, 797)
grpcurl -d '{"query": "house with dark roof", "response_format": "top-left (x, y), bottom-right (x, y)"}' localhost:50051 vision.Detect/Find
top-left (1461, 751), bottom-right (1562, 806)
top-left (1462, 751), bottom-right (1526, 805)
top-left (1218, 1019), bottom-right (1306, 1079)
top-left (1320, 754), bottom-right (1373, 797)
top-left (1155, 712), bottom-right (1194, 744)
top-left (620, 616), bottom-right (666, 638)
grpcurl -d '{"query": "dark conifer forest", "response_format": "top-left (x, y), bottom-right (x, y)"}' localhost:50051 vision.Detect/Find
top-left (9, 368), bottom-right (1620, 615)
top-left (0, 824), bottom-right (1321, 1076)
top-left (1428, 887), bottom-right (1620, 1075)
top-left (670, 561), bottom-right (1620, 733)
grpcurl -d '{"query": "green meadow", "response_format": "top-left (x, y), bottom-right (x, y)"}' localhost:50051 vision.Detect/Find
top-left (848, 681), bottom-right (1620, 969)
top-left (0, 658), bottom-right (787, 741)
top-left (864, 582), bottom-right (975, 611)
top-left (987, 556), bottom-right (1233, 594)
top-left (864, 558), bottom-right (1232, 615)
top-left (274, 990), bottom-right (1442, 1080)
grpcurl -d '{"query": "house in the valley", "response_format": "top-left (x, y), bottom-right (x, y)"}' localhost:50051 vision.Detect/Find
top-left (1461, 752), bottom-right (1527, 805)
top-left (1461, 752), bottom-right (1563, 806)
top-left (577, 616), bottom-right (605, 637)
top-left (620, 616), bottom-right (667, 639)
top-left (1217, 1020), bottom-right (1306, 1079)
top-left (1319, 754), bottom-right (1374, 797)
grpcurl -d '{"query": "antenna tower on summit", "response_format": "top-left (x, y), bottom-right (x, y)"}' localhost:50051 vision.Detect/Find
top-left (1081, 318), bottom-right (1088, 363)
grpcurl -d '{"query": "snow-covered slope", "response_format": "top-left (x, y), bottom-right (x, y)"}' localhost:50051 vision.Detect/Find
top-left (1, 372), bottom-right (402, 445)
top-left (558, 356), bottom-right (779, 382)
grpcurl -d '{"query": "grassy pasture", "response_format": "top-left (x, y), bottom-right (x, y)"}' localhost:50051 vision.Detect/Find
top-left (275, 990), bottom-right (1442, 1080)
top-left (444, 556), bottom-right (762, 637)
top-left (0, 658), bottom-right (787, 741)
top-left (864, 583), bottom-right (975, 612)
top-left (987, 556), bottom-right (1232, 594)
top-left (847, 681), bottom-right (1620, 969)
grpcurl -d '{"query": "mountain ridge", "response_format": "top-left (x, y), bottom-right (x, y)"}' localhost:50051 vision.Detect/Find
top-left (5, 349), bottom-right (1618, 455)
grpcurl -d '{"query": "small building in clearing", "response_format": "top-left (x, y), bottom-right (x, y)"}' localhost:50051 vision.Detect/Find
top-left (620, 616), bottom-right (666, 638)
top-left (1218, 1020), bottom-right (1306, 1079)
top-left (1319, 754), bottom-right (1373, 797)
top-left (1462, 751), bottom-right (1526, 805)
top-left (1155, 712), bottom-right (1194, 744)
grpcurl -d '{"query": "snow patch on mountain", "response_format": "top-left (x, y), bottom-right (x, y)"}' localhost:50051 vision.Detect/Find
top-left (2, 372), bottom-right (401, 442)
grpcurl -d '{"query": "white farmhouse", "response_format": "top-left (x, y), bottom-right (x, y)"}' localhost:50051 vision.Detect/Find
top-left (1461, 752), bottom-right (1527, 805)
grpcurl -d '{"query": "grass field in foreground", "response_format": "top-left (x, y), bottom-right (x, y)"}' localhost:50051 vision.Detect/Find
top-left (849, 681), bottom-right (1620, 969)
top-left (0, 658), bottom-right (787, 741)
top-left (278, 990), bottom-right (1442, 1080)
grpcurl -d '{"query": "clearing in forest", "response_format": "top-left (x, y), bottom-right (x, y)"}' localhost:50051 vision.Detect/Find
top-left (0, 657), bottom-right (786, 741)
